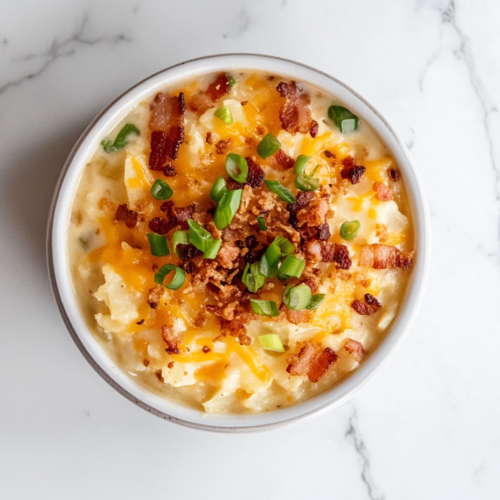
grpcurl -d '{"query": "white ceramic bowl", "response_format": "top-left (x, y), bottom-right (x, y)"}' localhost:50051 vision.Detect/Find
top-left (47, 54), bottom-right (430, 432)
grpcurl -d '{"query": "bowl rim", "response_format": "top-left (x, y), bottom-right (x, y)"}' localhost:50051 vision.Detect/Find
top-left (47, 53), bottom-right (431, 433)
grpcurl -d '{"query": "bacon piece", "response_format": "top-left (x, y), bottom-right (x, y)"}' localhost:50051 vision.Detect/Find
top-left (324, 150), bottom-right (335, 158)
top-left (148, 217), bottom-right (170, 234)
top-left (172, 204), bottom-right (195, 226)
top-left (215, 138), bottom-right (233, 155)
top-left (273, 149), bottom-right (295, 170)
top-left (206, 132), bottom-right (213, 145)
top-left (359, 244), bottom-right (415, 270)
top-left (245, 157), bottom-right (265, 188)
top-left (296, 198), bottom-right (328, 227)
top-left (307, 348), bottom-right (338, 382)
top-left (286, 342), bottom-right (322, 376)
top-left (148, 285), bottom-right (164, 309)
top-left (115, 204), bottom-right (138, 229)
top-left (352, 293), bottom-right (382, 315)
top-left (388, 169), bottom-right (400, 181)
top-left (163, 163), bottom-right (177, 177)
top-left (340, 156), bottom-right (366, 184)
top-left (189, 73), bottom-right (231, 114)
top-left (306, 240), bottom-right (352, 269)
top-left (373, 182), bottom-right (393, 202)
top-left (344, 339), bottom-right (365, 362)
top-left (161, 325), bottom-right (180, 355)
top-left (216, 242), bottom-right (240, 268)
top-left (287, 190), bottom-right (314, 213)
top-left (284, 308), bottom-right (313, 326)
top-left (220, 318), bottom-right (247, 338)
top-left (317, 223), bottom-right (331, 241)
top-left (276, 81), bottom-right (318, 137)
top-left (149, 92), bottom-right (186, 170)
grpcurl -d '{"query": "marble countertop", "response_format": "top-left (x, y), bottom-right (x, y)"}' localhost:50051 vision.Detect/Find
top-left (1, 1), bottom-right (499, 498)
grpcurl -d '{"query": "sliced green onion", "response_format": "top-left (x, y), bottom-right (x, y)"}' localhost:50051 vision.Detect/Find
top-left (278, 254), bottom-right (305, 279)
top-left (229, 76), bottom-right (236, 87)
top-left (203, 238), bottom-right (222, 259)
top-left (340, 220), bottom-right (361, 241)
top-left (210, 176), bottom-right (228, 202)
top-left (215, 107), bottom-right (233, 125)
top-left (257, 216), bottom-right (267, 231)
top-left (147, 233), bottom-right (170, 257)
top-left (260, 236), bottom-right (294, 278)
top-left (101, 123), bottom-right (140, 153)
top-left (250, 299), bottom-right (280, 317)
top-left (294, 155), bottom-right (312, 176)
top-left (258, 334), bottom-right (285, 352)
top-left (295, 175), bottom-right (319, 191)
top-left (282, 284), bottom-right (312, 311)
top-left (155, 264), bottom-right (186, 290)
top-left (188, 219), bottom-right (214, 252)
top-left (264, 180), bottom-right (295, 203)
top-left (328, 105), bottom-right (359, 133)
top-left (242, 263), bottom-right (266, 293)
top-left (225, 153), bottom-right (248, 183)
top-left (294, 156), bottom-right (320, 191)
top-left (214, 189), bottom-right (243, 229)
top-left (172, 230), bottom-right (189, 258)
top-left (257, 133), bottom-right (281, 159)
top-left (151, 179), bottom-right (173, 200)
top-left (274, 236), bottom-right (294, 255)
top-left (306, 294), bottom-right (326, 310)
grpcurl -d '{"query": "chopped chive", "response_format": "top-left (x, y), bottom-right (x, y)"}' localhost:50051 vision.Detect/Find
top-left (294, 155), bottom-right (312, 176)
top-left (242, 263), bottom-right (266, 293)
top-left (215, 106), bottom-right (233, 125)
top-left (264, 180), bottom-right (295, 203)
top-left (295, 175), bottom-right (319, 191)
top-left (294, 155), bottom-right (320, 191)
top-left (151, 179), bottom-right (173, 200)
top-left (306, 294), bottom-right (326, 310)
top-left (258, 334), bottom-right (285, 352)
top-left (172, 231), bottom-right (189, 258)
top-left (214, 189), bottom-right (243, 229)
top-left (210, 176), bottom-right (228, 202)
top-left (225, 153), bottom-right (248, 183)
top-left (188, 219), bottom-right (214, 252)
top-left (147, 233), bottom-right (170, 257)
top-left (282, 284), bottom-right (312, 311)
top-left (250, 299), bottom-right (280, 317)
top-left (278, 254), bottom-right (305, 279)
top-left (203, 238), bottom-right (222, 259)
top-left (328, 105), bottom-right (359, 133)
top-left (101, 123), bottom-right (140, 153)
top-left (257, 133), bottom-right (281, 159)
top-left (229, 76), bottom-right (236, 87)
top-left (274, 236), bottom-right (294, 255)
top-left (340, 220), bottom-right (360, 241)
top-left (154, 264), bottom-right (186, 290)
top-left (257, 216), bottom-right (267, 231)
top-left (259, 236), bottom-right (293, 278)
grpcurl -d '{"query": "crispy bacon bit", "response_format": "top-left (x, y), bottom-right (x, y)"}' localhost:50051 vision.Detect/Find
top-left (143, 359), bottom-right (149, 366)
top-left (276, 81), bottom-right (318, 137)
top-left (182, 243), bottom-right (200, 261)
top-left (344, 339), bottom-right (365, 361)
top-left (160, 200), bottom-right (174, 212)
top-left (172, 204), bottom-right (195, 226)
top-left (333, 244), bottom-right (352, 269)
top-left (216, 242), bottom-right (240, 268)
top-left (148, 216), bottom-right (170, 234)
top-left (352, 293), bottom-right (382, 316)
top-left (163, 163), bottom-right (177, 177)
top-left (373, 182), bottom-right (393, 202)
top-left (245, 157), bottom-right (265, 188)
top-left (306, 240), bottom-right (352, 269)
top-left (202, 346), bottom-right (211, 354)
top-left (220, 318), bottom-right (247, 338)
top-left (189, 73), bottom-right (231, 114)
top-left (241, 100), bottom-right (248, 106)
top-left (359, 244), bottom-right (415, 270)
top-left (215, 138), bottom-right (233, 155)
top-left (148, 285), bottom-right (164, 309)
top-left (324, 150), bottom-right (335, 158)
top-left (206, 131), bottom-right (213, 145)
top-left (137, 319), bottom-right (145, 326)
top-left (115, 204), bottom-right (138, 229)
top-left (389, 168), bottom-right (400, 181)
top-left (161, 325), bottom-right (180, 355)
top-left (307, 348), bottom-right (337, 382)
top-left (155, 370), bottom-right (164, 382)
top-left (317, 223), bottom-right (331, 241)
top-left (167, 361), bottom-right (175, 369)
top-left (296, 198), bottom-right (328, 227)
top-left (284, 307), bottom-right (314, 325)
top-left (340, 156), bottom-right (366, 184)
top-left (286, 343), bottom-right (321, 376)
top-left (273, 148), bottom-right (295, 170)
top-left (149, 92), bottom-right (185, 170)
top-left (287, 191), bottom-right (314, 213)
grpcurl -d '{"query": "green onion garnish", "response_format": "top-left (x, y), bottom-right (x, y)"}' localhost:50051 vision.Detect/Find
top-left (306, 294), bottom-right (326, 310)
top-left (257, 133), bottom-right (281, 159)
top-left (203, 238), bottom-right (222, 259)
top-left (225, 153), bottom-right (248, 183)
top-left (264, 180), bottom-right (295, 203)
top-left (151, 179), bottom-right (173, 200)
top-left (294, 156), bottom-right (320, 192)
top-left (274, 236), bottom-right (294, 255)
top-left (260, 236), bottom-right (294, 278)
top-left (172, 230), bottom-right (189, 257)
top-left (215, 107), bottom-right (233, 125)
top-left (257, 216), bottom-right (267, 231)
top-left (214, 189), bottom-right (243, 229)
top-left (101, 123), bottom-right (140, 153)
top-left (147, 233), bottom-right (170, 257)
top-left (328, 105), bottom-right (359, 133)
top-left (295, 175), bottom-right (319, 191)
top-left (155, 264), bottom-right (186, 290)
top-left (250, 299), bottom-right (280, 317)
top-left (210, 176), bottom-right (228, 202)
top-left (278, 254), bottom-right (305, 279)
top-left (340, 220), bottom-right (360, 241)
top-left (294, 155), bottom-right (311, 176)
top-left (282, 284), bottom-right (312, 311)
top-left (229, 76), bottom-right (236, 87)
top-left (188, 219), bottom-right (214, 252)
top-left (258, 334), bottom-right (285, 352)
top-left (242, 263), bottom-right (266, 293)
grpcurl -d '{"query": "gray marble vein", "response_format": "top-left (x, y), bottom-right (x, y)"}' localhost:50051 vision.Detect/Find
top-left (0, 14), bottom-right (131, 96)
top-left (346, 409), bottom-right (385, 500)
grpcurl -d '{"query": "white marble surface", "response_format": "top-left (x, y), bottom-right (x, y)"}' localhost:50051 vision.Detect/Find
top-left (1, 0), bottom-right (499, 498)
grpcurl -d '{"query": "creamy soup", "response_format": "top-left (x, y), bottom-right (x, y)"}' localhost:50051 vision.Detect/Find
top-left (68, 71), bottom-right (415, 414)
